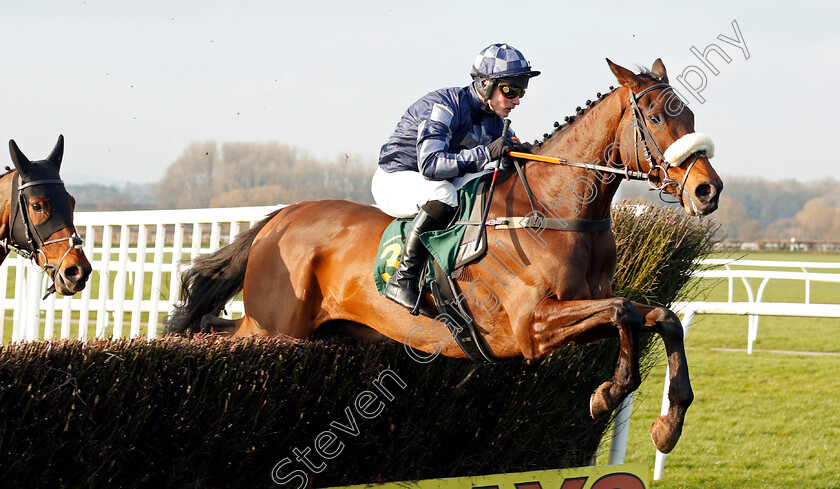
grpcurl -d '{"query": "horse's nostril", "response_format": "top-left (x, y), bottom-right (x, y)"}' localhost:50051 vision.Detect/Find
top-left (64, 265), bottom-right (81, 281)
top-left (695, 183), bottom-right (717, 202)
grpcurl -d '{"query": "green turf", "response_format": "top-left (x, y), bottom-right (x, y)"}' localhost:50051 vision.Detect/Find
top-left (594, 249), bottom-right (840, 487)
top-left (4, 250), bottom-right (840, 487)
top-left (611, 347), bottom-right (840, 488)
top-left (710, 250), bottom-right (840, 263)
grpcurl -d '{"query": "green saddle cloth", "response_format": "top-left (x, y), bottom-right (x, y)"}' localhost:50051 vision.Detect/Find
top-left (373, 177), bottom-right (483, 295)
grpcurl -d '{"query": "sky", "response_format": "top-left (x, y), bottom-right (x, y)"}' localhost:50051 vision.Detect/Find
top-left (1, 1), bottom-right (838, 186)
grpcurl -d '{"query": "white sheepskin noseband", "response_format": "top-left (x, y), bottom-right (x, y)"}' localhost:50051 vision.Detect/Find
top-left (663, 133), bottom-right (715, 167)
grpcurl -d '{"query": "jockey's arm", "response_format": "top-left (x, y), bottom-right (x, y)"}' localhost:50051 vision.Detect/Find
top-left (415, 103), bottom-right (515, 181)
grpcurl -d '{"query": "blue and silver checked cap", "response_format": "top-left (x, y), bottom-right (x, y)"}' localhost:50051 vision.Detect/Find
top-left (470, 43), bottom-right (540, 83)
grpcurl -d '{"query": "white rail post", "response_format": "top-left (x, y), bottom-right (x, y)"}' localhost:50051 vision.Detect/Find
top-left (222, 221), bottom-right (242, 320)
top-left (130, 224), bottom-right (148, 338)
top-left (24, 264), bottom-right (44, 341)
top-left (167, 223), bottom-right (185, 321)
top-left (2, 206), bottom-right (281, 343)
top-left (112, 224), bottom-right (130, 339)
top-left (190, 222), bottom-right (202, 261)
top-left (78, 224), bottom-right (96, 340)
top-left (608, 392), bottom-right (634, 465)
top-left (12, 255), bottom-right (27, 342)
top-left (148, 223), bottom-right (166, 338)
top-left (654, 307), bottom-right (696, 481)
top-left (228, 221), bottom-right (240, 245)
top-left (802, 266), bottom-right (810, 304)
top-left (60, 291), bottom-right (72, 339)
top-left (95, 224), bottom-right (113, 338)
top-left (44, 289), bottom-right (56, 340)
top-left (209, 221), bottom-right (221, 252)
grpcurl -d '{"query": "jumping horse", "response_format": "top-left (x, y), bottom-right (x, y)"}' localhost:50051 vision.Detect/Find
top-left (0, 135), bottom-right (91, 297)
top-left (166, 59), bottom-right (723, 453)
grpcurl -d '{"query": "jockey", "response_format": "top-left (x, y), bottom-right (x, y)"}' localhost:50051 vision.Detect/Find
top-left (372, 43), bottom-right (540, 315)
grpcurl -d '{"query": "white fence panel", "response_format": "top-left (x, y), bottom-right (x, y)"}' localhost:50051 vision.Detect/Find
top-left (5, 212), bottom-right (840, 478)
top-left (0, 205), bottom-right (280, 342)
top-left (648, 258), bottom-right (840, 480)
top-left (605, 259), bottom-right (840, 474)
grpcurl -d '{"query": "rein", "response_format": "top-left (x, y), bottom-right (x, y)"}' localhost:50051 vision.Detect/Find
top-left (2, 174), bottom-right (84, 297)
top-left (509, 82), bottom-right (707, 209)
top-left (507, 151), bottom-right (651, 181)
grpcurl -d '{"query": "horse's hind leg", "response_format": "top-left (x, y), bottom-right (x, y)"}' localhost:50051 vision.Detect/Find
top-left (635, 302), bottom-right (693, 454)
top-left (531, 297), bottom-right (643, 419)
top-left (199, 314), bottom-right (241, 335)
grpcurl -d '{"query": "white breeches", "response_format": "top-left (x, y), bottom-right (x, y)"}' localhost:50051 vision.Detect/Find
top-left (371, 168), bottom-right (460, 218)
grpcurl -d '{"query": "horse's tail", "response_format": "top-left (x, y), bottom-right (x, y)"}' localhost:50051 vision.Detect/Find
top-left (164, 209), bottom-right (282, 334)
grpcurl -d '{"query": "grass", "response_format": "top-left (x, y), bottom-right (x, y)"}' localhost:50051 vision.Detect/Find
top-left (615, 347), bottom-right (840, 488)
top-left (596, 249), bottom-right (840, 488)
top-left (711, 250), bottom-right (840, 263)
top-left (3, 237), bottom-right (839, 486)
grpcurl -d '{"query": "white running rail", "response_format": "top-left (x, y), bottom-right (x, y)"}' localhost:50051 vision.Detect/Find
top-left (0, 206), bottom-right (280, 342)
top-left (4, 212), bottom-right (839, 478)
top-left (648, 259), bottom-right (840, 479)
top-left (607, 259), bottom-right (840, 473)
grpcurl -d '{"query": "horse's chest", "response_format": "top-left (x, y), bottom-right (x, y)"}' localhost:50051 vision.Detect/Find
top-left (549, 247), bottom-right (616, 301)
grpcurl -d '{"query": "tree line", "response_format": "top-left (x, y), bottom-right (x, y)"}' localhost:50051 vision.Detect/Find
top-left (621, 176), bottom-right (840, 242)
top-left (154, 141), bottom-right (375, 208)
top-left (68, 141), bottom-right (840, 242)
top-left (70, 141), bottom-right (374, 211)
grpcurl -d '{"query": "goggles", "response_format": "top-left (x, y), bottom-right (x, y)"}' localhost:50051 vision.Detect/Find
top-left (499, 83), bottom-right (526, 99)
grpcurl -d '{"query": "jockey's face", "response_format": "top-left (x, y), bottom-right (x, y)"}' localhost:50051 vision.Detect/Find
top-left (487, 83), bottom-right (520, 117)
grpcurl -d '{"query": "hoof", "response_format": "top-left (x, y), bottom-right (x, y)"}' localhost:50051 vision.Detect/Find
top-left (589, 381), bottom-right (614, 419)
top-left (650, 414), bottom-right (683, 453)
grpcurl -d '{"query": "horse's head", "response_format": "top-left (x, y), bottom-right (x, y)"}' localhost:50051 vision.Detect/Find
top-left (8, 135), bottom-right (92, 295)
top-left (607, 58), bottom-right (723, 216)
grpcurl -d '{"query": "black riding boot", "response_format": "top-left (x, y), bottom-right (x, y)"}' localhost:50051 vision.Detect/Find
top-left (385, 201), bottom-right (456, 315)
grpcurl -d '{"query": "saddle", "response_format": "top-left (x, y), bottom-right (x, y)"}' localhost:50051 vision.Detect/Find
top-left (373, 175), bottom-right (491, 295)
top-left (373, 175), bottom-right (500, 362)
top-left (374, 164), bottom-right (612, 364)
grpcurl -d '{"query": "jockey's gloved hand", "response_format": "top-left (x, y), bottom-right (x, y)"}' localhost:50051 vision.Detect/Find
top-left (498, 155), bottom-right (515, 171)
top-left (486, 135), bottom-right (515, 161)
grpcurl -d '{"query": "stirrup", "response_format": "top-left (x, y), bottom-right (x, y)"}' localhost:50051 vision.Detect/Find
top-left (384, 278), bottom-right (437, 318)
top-left (410, 296), bottom-right (438, 319)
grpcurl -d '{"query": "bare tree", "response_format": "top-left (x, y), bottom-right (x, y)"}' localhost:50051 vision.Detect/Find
top-left (155, 141), bottom-right (219, 209)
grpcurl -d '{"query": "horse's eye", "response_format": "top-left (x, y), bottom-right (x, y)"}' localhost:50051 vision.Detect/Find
top-left (648, 114), bottom-right (661, 125)
top-left (32, 202), bottom-right (43, 212)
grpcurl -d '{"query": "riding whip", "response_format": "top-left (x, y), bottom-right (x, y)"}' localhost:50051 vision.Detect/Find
top-left (478, 119), bottom-right (510, 248)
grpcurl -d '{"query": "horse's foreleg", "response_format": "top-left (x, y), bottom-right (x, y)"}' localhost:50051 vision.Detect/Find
top-left (634, 303), bottom-right (693, 454)
top-left (531, 297), bottom-right (643, 419)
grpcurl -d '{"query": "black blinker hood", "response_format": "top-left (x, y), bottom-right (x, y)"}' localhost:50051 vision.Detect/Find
top-left (10, 172), bottom-right (75, 254)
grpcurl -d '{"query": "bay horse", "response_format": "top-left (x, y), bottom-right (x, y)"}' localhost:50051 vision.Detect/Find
top-left (166, 59), bottom-right (723, 453)
top-left (0, 135), bottom-right (92, 296)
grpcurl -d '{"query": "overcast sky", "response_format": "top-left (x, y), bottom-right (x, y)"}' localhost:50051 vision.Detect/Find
top-left (1, 1), bottom-right (837, 186)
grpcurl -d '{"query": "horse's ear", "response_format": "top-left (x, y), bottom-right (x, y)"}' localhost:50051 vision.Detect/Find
top-left (606, 58), bottom-right (642, 89)
top-left (9, 139), bottom-right (32, 176)
top-left (47, 134), bottom-right (64, 171)
top-left (651, 58), bottom-right (669, 83)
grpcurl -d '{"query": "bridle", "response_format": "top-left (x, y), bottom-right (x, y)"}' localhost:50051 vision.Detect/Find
top-left (508, 82), bottom-right (707, 209)
top-left (627, 82), bottom-right (705, 206)
top-left (2, 173), bottom-right (84, 295)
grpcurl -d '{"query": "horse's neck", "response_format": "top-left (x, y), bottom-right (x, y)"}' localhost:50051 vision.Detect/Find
top-left (529, 91), bottom-right (627, 220)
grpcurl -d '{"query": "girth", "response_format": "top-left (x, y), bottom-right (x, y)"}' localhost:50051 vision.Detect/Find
top-left (425, 164), bottom-right (612, 364)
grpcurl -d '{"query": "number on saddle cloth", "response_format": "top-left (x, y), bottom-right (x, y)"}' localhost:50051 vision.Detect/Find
top-left (372, 175), bottom-right (491, 296)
